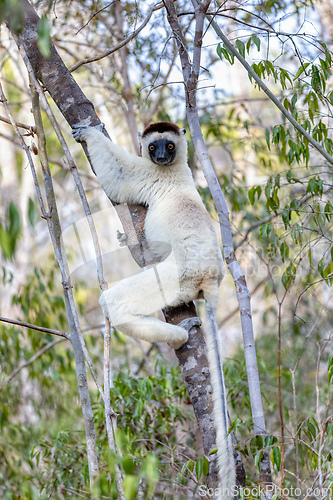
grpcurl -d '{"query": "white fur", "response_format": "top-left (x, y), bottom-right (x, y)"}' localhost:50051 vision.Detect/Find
top-left (76, 125), bottom-right (235, 497)
top-left (205, 299), bottom-right (236, 499)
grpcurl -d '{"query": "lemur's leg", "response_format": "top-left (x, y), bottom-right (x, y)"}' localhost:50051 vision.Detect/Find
top-left (99, 261), bottom-right (201, 350)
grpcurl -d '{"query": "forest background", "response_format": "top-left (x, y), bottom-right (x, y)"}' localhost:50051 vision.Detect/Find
top-left (0, 0), bottom-right (333, 498)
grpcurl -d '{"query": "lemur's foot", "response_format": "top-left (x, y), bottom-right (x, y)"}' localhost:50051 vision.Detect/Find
top-left (169, 317), bottom-right (202, 351)
top-left (117, 230), bottom-right (128, 247)
top-left (72, 123), bottom-right (105, 142)
top-left (168, 332), bottom-right (188, 351)
top-left (178, 317), bottom-right (202, 332)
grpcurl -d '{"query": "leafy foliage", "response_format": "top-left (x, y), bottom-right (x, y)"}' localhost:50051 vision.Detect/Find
top-left (0, 201), bottom-right (21, 259)
top-left (1, 0), bottom-right (333, 496)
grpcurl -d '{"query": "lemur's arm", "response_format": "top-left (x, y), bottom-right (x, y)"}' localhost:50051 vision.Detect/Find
top-left (72, 124), bottom-right (148, 205)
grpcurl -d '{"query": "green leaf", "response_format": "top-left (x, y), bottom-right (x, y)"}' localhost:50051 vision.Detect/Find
top-left (281, 208), bottom-right (290, 229)
top-left (265, 182), bottom-right (272, 199)
top-left (223, 43), bottom-right (235, 64)
top-left (250, 435), bottom-right (263, 451)
top-left (37, 15), bottom-right (51, 58)
top-left (290, 199), bottom-right (299, 212)
top-left (280, 242), bottom-right (289, 263)
top-left (264, 435), bottom-right (277, 447)
top-left (122, 475), bottom-right (139, 500)
top-left (0, 202), bottom-right (21, 259)
top-left (259, 223), bottom-right (267, 240)
top-left (328, 366), bottom-right (333, 385)
top-left (294, 62), bottom-right (310, 80)
top-left (248, 186), bottom-right (256, 205)
top-left (133, 399), bottom-right (143, 419)
top-left (28, 198), bottom-right (38, 227)
top-left (202, 456), bottom-right (209, 476)
top-left (252, 35), bottom-right (261, 51)
top-left (122, 457), bottom-right (136, 475)
top-left (195, 458), bottom-right (204, 481)
top-left (307, 178), bottom-right (316, 194)
top-left (328, 356), bottom-right (333, 383)
top-left (282, 263), bottom-right (297, 290)
top-left (286, 170), bottom-right (302, 184)
top-left (308, 249), bottom-right (313, 266)
top-left (307, 421), bottom-right (316, 440)
top-left (9, 201), bottom-right (20, 237)
top-left (217, 43), bottom-right (235, 64)
top-left (236, 39), bottom-right (245, 59)
top-left (318, 258), bottom-right (324, 277)
top-left (246, 37), bottom-right (252, 55)
top-left (216, 43), bottom-right (223, 59)
top-left (265, 129), bottom-right (270, 150)
top-left (186, 459), bottom-right (195, 472)
top-left (323, 262), bottom-right (333, 285)
top-left (291, 225), bottom-right (302, 244)
top-left (272, 446), bottom-right (281, 471)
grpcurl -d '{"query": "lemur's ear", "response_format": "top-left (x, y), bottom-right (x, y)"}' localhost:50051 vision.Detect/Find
top-left (181, 128), bottom-right (186, 135)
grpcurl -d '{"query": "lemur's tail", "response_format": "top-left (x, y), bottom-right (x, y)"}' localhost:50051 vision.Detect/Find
top-left (205, 298), bottom-right (236, 500)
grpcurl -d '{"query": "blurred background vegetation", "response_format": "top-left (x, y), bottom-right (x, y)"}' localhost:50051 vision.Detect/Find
top-left (0, 0), bottom-right (332, 498)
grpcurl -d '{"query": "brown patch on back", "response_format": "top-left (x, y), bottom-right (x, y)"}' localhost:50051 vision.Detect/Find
top-left (142, 121), bottom-right (181, 138)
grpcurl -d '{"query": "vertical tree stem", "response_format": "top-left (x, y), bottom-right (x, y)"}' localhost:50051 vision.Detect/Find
top-left (278, 302), bottom-right (285, 490)
top-left (27, 71), bottom-right (125, 498)
top-left (103, 318), bottom-right (125, 499)
top-left (164, 0), bottom-right (272, 486)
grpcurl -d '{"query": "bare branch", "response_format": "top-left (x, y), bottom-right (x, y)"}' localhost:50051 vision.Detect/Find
top-left (0, 315), bottom-right (70, 339)
top-left (0, 130), bottom-right (21, 146)
top-left (69, 3), bottom-right (163, 73)
top-left (0, 114), bottom-right (36, 133)
top-left (114, 3), bottom-right (140, 154)
top-left (163, 1), bottom-right (192, 83)
top-left (191, 1), bottom-right (206, 82)
top-left (49, 156), bottom-right (97, 180)
top-left (76, 0), bottom-right (119, 35)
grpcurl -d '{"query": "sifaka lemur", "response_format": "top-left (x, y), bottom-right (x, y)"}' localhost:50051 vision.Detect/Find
top-left (72, 121), bottom-right (236, 498)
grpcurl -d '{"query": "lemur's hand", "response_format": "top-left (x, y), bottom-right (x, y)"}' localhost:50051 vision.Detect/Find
top-left (117, 230), bottom-right (128, 247)
top-left (72, 123), bottom-right (105, 142)
top-left (72, 125), bottom-right (89, 143)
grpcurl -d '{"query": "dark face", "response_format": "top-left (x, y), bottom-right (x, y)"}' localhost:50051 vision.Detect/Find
top-left (148, 138), bottom-right (176, 165)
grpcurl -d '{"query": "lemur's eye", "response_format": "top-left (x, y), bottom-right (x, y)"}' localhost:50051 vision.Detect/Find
top-left (167, 143), bottom-right (174, 150)
top-left (149, 145), bottom-right (155, 151)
